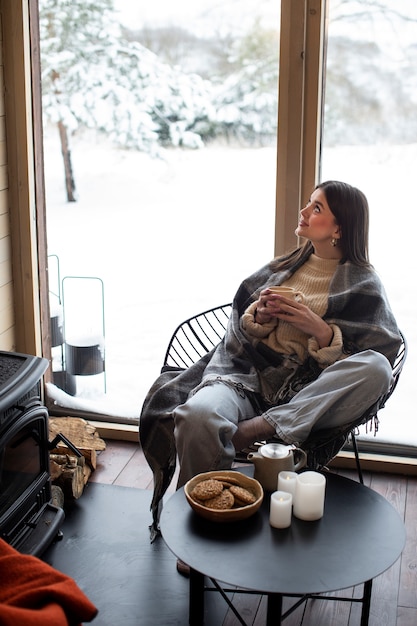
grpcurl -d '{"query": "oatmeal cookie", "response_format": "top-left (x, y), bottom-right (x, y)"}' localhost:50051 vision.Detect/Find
top-left (213, 474), bottom-right (242, 486)
top-left (204, 489), bottom-right (235, 510)
top-left (191, 478), bottom-right (224, 501)
top-left (229, 485), bottom-right (256, 506)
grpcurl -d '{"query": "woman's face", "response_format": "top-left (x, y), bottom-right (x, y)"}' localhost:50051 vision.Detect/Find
top-left (296, 188), bottom-right (341, 256)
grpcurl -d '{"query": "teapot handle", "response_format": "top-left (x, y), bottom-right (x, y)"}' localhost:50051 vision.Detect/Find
top-left (293, 448), bottom-right (307, 471)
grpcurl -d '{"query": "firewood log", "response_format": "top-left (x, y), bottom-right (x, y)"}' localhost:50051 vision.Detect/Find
top-left (49, 456), bottom-right (86, 499)
top-left (48, 417), bottom-right (106, 451)
top-left (51, 485), bottom-right (65, 509)
top-left (54, 464), bottom-right (85, 500)
top-left (50, 453), bottom-right (85, 467)
top-left (49, 447), bottom-right (96, 470)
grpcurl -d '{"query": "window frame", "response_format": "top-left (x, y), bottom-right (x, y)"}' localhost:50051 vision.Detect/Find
top-left (1, 0), bottom-right (51, 371)
top-left (5, 1), bottom-right (416, 475)
top-left (275, 0), bottom-right (326, 255)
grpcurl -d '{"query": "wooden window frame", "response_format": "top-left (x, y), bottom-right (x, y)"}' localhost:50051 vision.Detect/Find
top-left (275, 0), bottom-right (326, 256)
top-left (1, 0), bottom-right (50, 375)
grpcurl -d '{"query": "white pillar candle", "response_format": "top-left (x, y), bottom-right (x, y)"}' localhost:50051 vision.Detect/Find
top-left (293, 471), bottom-right (326, 521)
top-left (269, 491), bottom-right (292, 529)
top-left (277, 471), bottom-right (298, 498)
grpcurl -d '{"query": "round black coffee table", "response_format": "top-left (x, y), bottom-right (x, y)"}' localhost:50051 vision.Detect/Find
top-left (160, 470), bottom-right (405, 625)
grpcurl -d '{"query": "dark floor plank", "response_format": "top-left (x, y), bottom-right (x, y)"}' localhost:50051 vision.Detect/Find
top-left (346, 473), bottom-right (405, 626)
top-left (89, 440), bottom-right (139, 485)
top-left (112, 445), bottom-right (154, 489)
top-left (399, 476), bottom-right (417, 609)
top-left (365, 474), bottom-right (406, 626)
top-left (232, 593), bottom-right (309, 626)
top-left (299, 594), bottom-right (351, 626)
top-left (397, 606), bottom-right (417, 625)
top-left (369, 472), bottom-right (407, 516)
top-left (221, 589), bottom-right (262, 625)
top-left (256, 595), bottom-right (309, 626)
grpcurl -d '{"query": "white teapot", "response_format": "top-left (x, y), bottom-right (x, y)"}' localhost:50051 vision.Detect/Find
top-left (247, 443), bottom-right (307, 492)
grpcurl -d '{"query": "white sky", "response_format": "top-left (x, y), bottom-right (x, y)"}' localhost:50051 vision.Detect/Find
top-left (112, 0), bottom-right (278, 32)
top-left (112, 0), bottom-right (191, 25)
top-left (112, 0), bottom-right (233, 26)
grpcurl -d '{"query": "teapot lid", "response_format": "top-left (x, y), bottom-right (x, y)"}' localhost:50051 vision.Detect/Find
top-left (259, 443), bottom-right (288, 458)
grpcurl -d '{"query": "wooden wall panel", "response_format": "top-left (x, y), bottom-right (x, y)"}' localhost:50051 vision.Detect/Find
top-left (0, 9), bottom-right (15, 350)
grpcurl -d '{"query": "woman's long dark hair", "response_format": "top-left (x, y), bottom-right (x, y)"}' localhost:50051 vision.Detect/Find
top-left (272, 180), bottom-right (371, 271)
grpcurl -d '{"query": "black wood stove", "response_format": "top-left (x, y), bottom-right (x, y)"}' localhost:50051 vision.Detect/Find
top-left (0, 351), bottom-right (64, 555)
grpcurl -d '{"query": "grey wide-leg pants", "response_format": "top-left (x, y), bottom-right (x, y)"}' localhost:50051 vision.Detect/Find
top-left (173, 350), bottom-right (393, 487)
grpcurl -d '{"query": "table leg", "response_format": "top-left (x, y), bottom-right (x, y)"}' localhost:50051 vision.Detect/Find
top-left (361, 580), bottom-right (373, 626)
top-left (267, 593), bottom-right (283, 625)
top-left (189, 568), bottom-right (205, 625)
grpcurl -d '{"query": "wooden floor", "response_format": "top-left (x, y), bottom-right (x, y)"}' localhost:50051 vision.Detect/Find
top-left (88, 439), bottom-right (417, 626)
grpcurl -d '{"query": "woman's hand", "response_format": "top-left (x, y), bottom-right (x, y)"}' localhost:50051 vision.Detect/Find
top-left (256, 289), bottom-right (333, 348)
top-left (254, 288), bottom-right (278, 324)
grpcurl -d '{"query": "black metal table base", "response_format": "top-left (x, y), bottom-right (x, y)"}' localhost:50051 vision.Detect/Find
top-left (189, 569), bottom-right (373, 626)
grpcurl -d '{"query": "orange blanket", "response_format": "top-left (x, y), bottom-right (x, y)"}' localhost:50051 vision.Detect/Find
top-left (0, 538), bottom-right (98, 625)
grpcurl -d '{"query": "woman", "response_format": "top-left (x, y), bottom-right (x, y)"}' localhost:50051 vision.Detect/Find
top-left (140, 180), bottom-right (401, 537)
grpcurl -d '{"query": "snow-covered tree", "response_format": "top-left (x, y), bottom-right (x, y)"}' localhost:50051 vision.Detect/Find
top-left (212, 18), bottom-right (279, 145)
top-left (40, 0), bottom-right (417, 202)
top-left (128, 18), bottom-right (280, 147)
top-left (39, 0), bottom-right (216, 200)
top-left (40, 0), bottom-right (118, 200)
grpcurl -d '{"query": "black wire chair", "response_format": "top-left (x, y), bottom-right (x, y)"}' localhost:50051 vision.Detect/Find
top-left (162, 304), bottom-right (407, 483)
top-left (162, 304), bottom-right (232, 371)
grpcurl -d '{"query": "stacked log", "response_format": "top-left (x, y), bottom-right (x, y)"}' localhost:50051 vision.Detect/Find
top-left (48, 417), bottom-right (106, 501)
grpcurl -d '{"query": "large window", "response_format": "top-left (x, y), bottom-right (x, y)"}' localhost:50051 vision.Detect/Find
top-left (41, 0), bottom-right (280, 422)
top-left (38, 0), bottom-right (415, 456)
top-left (321, 0), bottom-right (417, 451)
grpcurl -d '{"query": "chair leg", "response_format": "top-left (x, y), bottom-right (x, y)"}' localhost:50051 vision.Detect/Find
top-left (351, 432), bottom-right (364, 484)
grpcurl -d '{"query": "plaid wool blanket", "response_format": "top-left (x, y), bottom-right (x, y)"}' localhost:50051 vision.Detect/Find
top-left (140, 251), bottom-right (401, 539)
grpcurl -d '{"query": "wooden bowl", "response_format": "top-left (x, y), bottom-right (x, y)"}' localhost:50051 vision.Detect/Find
top-left (184, 470), bottom-right (264, 523)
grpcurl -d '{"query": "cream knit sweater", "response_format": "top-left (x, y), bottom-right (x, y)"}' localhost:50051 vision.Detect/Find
top-left (241, 254), bottom-right (344, 367)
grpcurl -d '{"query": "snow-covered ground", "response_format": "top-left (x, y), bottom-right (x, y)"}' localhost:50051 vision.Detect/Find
top-left (44, 129), bottom-right (416, 449)
top-left (44, 130), bottom-right (276, 419)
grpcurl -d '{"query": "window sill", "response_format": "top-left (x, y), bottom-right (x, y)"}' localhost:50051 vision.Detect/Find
top-left (88, 420), bottom-right (139, 442)
top-left (330, 450), bottom-right (417, 476)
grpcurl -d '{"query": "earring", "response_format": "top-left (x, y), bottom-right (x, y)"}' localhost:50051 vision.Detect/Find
top-left (331, 238), bottom-right (338, 247)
